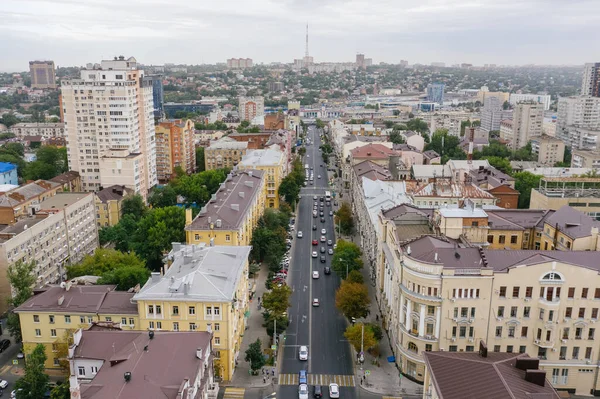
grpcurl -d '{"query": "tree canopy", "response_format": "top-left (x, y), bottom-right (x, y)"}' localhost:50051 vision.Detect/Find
top-left (334, 202), bottom-right (354, 235)
top-left (245, 339), bottom-right (266, 371)
top-left (514, 172), bottom-right (542, 209)
top-left (425, 129), bottom-right (466, 164)
top-left (15, 344), bottom-right (50, 399)
top-left (344, 323), bottom-right (378, 352)
top-left (331, 239), bottom-right (363, 278)
top-left (335, 280), bottom-right (370, 319)
top-left (6, 260), bottom-right (36, 342)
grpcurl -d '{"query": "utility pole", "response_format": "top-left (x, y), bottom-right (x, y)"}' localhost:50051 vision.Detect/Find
top-left (360, 323), bottom-right (365, 369)
top-left (274, 317), bottom-right (277, 369)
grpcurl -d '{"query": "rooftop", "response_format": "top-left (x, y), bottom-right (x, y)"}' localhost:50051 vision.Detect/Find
top-left (15, 285), bottom-right (137, 314)
top-left (350, 143), bottom-right (398, 159)
top-left (133, 243), bottom-right (251, 302)
top-left (544, 205), bottom-right (600, 239)
top-left (74, 330), bottom-right (212, 399)
top-left (353, 160), bottom-right (392, 181)
top-left (186, 169), bottom-right (263, 232)
top-left (50, 171), bottom-right (81, 185)
top-left (485, 209), bottom-right (552, 230)
top-left (207, 136), bottom-right (249, 150)
top-left (238, 148), bottom-right (284, 168)
top-left (0, 180), bottom-right (61, 208)
top-left (38, 192), bottom-right (91, 211)
top-left (0, 162), bottom-right (16, 173)
top-left (95, 185), bottom-right (134, 203)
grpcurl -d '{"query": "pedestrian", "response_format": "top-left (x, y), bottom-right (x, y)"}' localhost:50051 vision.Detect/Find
top-left (263, 376), bottom-right (266, 383)
top-left (262, 368), bottom-right (265, 375)
top-left (376, 314), bottom-right (379, 321)
top-left (272, 367), bottom-right (275, 376)
top-left (257, 296), bottom-right (260, 302)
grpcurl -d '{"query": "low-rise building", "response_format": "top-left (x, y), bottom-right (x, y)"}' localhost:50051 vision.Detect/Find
top-left (204, 137), bottom-right (248, 170)
top-left (49, 171), bottom-right (82, 192)
top-left (531, 135), bottom-right (565, 166)
top-left (0, 179), bottom-right (62, 224)
top-left (155, 119), bottom-right (196, 182)
top-left (572, 149), bottom-right (600, 169)
top-left (237, 148), bottom-right (285, 209)
top-left (185, 170), bottom-right (264, 246)
top-left (400, 131), bottom-right (425, 152)
top-left (133, 243), bottom-right (251, 381)
top-left (9, 122), bottom-right (64, 139)
top-left (530, 177), bottom-right (600, 220)
top-left (94, 185), bottom-right (135, 227)
top-left (227, 132), bottom-right (273, 150)
top-left (0, 162), bottom-right (17, 185)
top-left (68, 329), bottom-right (216, 399)
top-left (14, 284), bottom-right (138, 369)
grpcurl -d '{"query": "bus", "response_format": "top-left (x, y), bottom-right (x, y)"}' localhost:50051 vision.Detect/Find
top-left (325, 191), bottom-right (331, 201)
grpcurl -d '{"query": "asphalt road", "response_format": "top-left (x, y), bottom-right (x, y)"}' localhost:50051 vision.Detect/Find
top-left (278, 126), bottom-right (357, 399)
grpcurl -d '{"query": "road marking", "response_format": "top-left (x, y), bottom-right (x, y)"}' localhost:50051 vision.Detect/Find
top-left (382, 397), bottom-right (403, 399)
top-left (278, 374), bottom-right (356, 387)
top-left (223, 387), bottom-right (245, 398)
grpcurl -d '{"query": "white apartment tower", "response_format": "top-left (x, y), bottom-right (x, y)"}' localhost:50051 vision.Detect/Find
top-left (61, 56), bottom-right (157, 198)
top-left (557, 96), bottom-right (600, 150)
top-left (510, 101), bottom-right (544, 150)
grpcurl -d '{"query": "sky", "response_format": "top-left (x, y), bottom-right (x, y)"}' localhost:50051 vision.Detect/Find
top-left (1, 0), bottom-right (599, 72)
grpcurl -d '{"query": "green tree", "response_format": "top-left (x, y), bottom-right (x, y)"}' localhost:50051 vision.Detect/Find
top-left (279, 175), bottom-right (301, 206)
top-left (97, 265), bottom-right (150, 290)
top-left (332, 239), bottom-right (363, 278)
top-left (67, 248), bottom-right (146, 278)
top-left (121, 194), bottom-right (147, 219)
top-left (406, 118), bottom-right (428, 133)
top-left (315, 119), bottom-right (325, 129)
top-left (483, 156), bottom-right (512, 174)
top-left (24, 161), bottom-right (57, 180)
top-left (425, 129), bottom-right (466, 164)
top-left (3, 142), bottom-right (24, 157)
top-left (392, 109), bottom-right (400, 116)
top-left (6, 260), bottom-right (36, 342)
top-left (50, 382), bottom-right (70, 399)
top-left (346, 270), bottom-right (364, 284)
top-left (344, 323), bottom-right (377, 352)
top-left (262, 285), bottom-right (291, 316)
top-left (334, 202), bottom-right (354, 235)
top-left (388, 131), bottom-right (405, 145)
top-left (0, 113), bottom-right (19, 128)
top-left (149, 185), bottom-right (178, 208)
top-left (298, 147), bottom-right (306, 156)
top-left (335, 281), bottom-right (370, 319)
top-left (15, 344), bottom-right (50, 399)
top-left (196, 147), bottom-right (205, 172)
top-left (514, 172), bottom-right (542, 209)
top-left (36, 145), bottom-right (67, 173)
top-left (244, 339), bottom-right (266, 372)
top-left (263, 312), bottom-right (289, 337)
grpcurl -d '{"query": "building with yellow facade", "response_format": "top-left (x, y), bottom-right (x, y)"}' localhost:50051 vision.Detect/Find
top-left (237, 147), bottom-right (285, 208)
top-left (530, 177), bottom-right (600, 220)
top-left (204, 137), bottom-right (248, 170)
top-left (185, 169), bottom-right (265, 246)
top-left (14, 285), bottom-right (138, 369)
top-left (155, 119), bottom-right (196, 183)
top-left (94, 185), bottom-right (134, 227)
top-left (132, 243), bottom-right (251, 381)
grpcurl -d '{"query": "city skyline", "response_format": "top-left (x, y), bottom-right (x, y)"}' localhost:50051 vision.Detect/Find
top-left (2, 0), bottom-right (600, 72)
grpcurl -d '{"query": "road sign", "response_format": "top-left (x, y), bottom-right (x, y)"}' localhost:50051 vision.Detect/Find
top-left (365, 370), bottom-right (371, 376)
top-left (12, 360), bottom-right (18, 365)
top-left (271, 345), bottom-right (277, 350)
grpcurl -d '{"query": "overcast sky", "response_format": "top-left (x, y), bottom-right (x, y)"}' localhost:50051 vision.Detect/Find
top-left (1, 0), bottom-right (599, 72)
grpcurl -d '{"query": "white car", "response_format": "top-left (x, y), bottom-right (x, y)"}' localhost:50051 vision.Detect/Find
top-left (299, 383), bottom-right (309, 399)
top-left (317, 175), bottom-right (321, 179)
top-left (313, 195), bottom-right (318, 200)
top-left (321, 228), bottom-right (326, 235)
top-left (312, 251), bottom-right (318, 258)
top-left (329, 383), bottom-right (340, 398)
top-left (312, 298), bottom-right (320, 307)
top-left (320, 235), bottom-right (326, 242)
top-left (0, 380), bottom-right (8, 389)
top-left (312, 271), bottom-right (320, 279)
top-left (297, 231), bottom-right (303, 238)
top-left (299, 345), bottom-right (308, 361)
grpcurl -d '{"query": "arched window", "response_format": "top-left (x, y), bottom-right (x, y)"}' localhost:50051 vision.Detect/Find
top-left (408, 342), bottom-right (418, 354)
top-left (542, 272), bottom-right (562, 281)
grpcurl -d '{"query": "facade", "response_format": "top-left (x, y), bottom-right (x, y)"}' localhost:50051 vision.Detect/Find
top-left (238, 96), bottom-right (264, 121)
top-left (582, 62), bottom-right (600, 97)
top-left (530, 177), bottom-right (600, 220)
top-left (572, 149), bottom-right (600, 169)
top-left (237, 148), bottom-right (285, 208)
top-left (531, 135), bottom-right (565, 166)
top-left (94, 185), bottom-right (134, 227)
top-left (204, 137), bottom-right (248, 170)
top-left (227, 58), bottom-right (253, 69)
top-left (426, 83), bottom-right (445, 105)
top-left (267, 82), bottom-right (284, 92)
top-left (14, 284), bottom-right (138, 369)
top-left (556, 96), bottom-right (600, 150)
top-left (29, 60), bottom-right (57, 89)
top-left (9, 123), bottom-right (65, 139)
top-left (481, 96), bottom-right (507, 132)
top-left (133, 243), bottom-right (251, 381)
top-left (98, 149), bottom-right (148, 201)
top-left (69, 329), bottom-right (215, 399)
top-left (509, 93), bottom-right (552, 110)
top-left (227, 132), bottom-right (273, 150)
top-left (50, 171), bottom-right (82, 192)
top-left (147, 74), bottom-right (164, 119)
top-left (509, 102), bottom-right (544, 150)
top-left (155, 119), bottom-right (196, 182)
top-left (61, 56), bottom-right (157, 193)
top-left (264, 113), bottom-right (285, 130)
top-left (0, 163), bottom-right (17, 185)
top-left (185, 170), bottom-right (265, 246)
top-left (499, 119), bottom-right (513, 141)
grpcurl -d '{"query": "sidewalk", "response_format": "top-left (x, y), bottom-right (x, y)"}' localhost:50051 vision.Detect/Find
top-left (228, 262), bottom-right (273, 388)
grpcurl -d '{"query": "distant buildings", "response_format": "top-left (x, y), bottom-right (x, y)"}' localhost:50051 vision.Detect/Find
top-left (155, 119), bottom-right (196, 182)
top-left (426, 83), bottom-right (445, 104)
top-left (481, 96), bottom-right (510, 132)
top-left (267, 81), bottom-right (284, 92)
top-left (227, 58), bottom-right (253, 69)
top-left (9, 122), bottom-right (64, 139)
top-left (507, 102), bottom-right (544, 150)
top-left (238, 96), bottom-right (264, 121)
top-left (29, 60), bottom-right (56, 89)
top-left (530, 135), bottom-right (565, 166)
top-left (582, 62), bottom-right (600, 97)
top-left (556, 96), bottom-right (600, 150)
top-left (571, 149), bottom-right (600, 169)
top-left (61, 56), bottom-right (157, 196)
top-left (204, 137), bottom-right (248, 170)
top-left (509, 93), bottom-right (551, 111)
top-left (147, 74), bottom-right (164, 119)
top-left (0, 163), bottom-right (17, 185)
top-left (356, 54), bottom-right (365, 69)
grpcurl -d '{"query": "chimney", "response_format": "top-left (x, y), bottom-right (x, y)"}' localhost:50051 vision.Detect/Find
top-left (185, 208), bottom-right (193, 226)
top-left (231, 204), bottom-right (240, 211)
top-left (525, 369), bottom-right (547, 387)
top-left (124, 371), bottom-right (132, 382)
top-left (172, 242), bottom-right (181, 253)
top-left (478, 341), bottom-right (488, 358)
top-left (150, 272), bottom-right (161, 283)
top-left (196, 347), bottom-right (204, 359)
top-left (515, 358), bottom-right (540, 371)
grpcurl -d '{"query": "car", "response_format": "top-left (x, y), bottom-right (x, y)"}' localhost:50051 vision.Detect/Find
top-left (297, 231), bottom-right (303, 238)
top-left (333, 243), bottom-right (337, 249)
top-left (314, 201), bottom-right (318, 206)
top-left (289, 225), bottom-right (295, 231)
top-left (321, 228), bottom-right (326, 234)
top-left (310, 166), bottom-right (314, 170)
top-left (313, 385), bottom-right (322, 398)
top-left (329, 383), bottom-right (340, 398)
top-left (320, 212), bottom-right (324, 217)
top-left (299, 383), bottom-right (309, 399)
top-left (299, 345), bottom-right (309, 361)
top-left (312, 225), bottom-right (317, 231)
top-left (324, 266), bottom-right (331, 275)
top-left (320, 217), bottom-right (326, 223)
top-left (320, 197), bottom-right (324, 202)
top-left (290, 218), bottom-right (296, 225)
top-left (312, 239), bottom-right (318, 245)
top-left (320, 164), bottom-right (323, 167)
top-left (327, 240), bottom-right (333, 246)
top-left (328, 248), bottom-right (333, 255)
top-left (326, 201), bottom-right (331, 207)
top-left (0, 339), bottom-right (10, 352)
top-left (310, 177), bottom-right (314, 181)
top-left (16, 352), bottom-right (24, 359)
top-left (312, 251), bottom-right (318, 258)
top-left (312, 271), bottom-right (319, 279)
top-left (299, 370), bottom-right (308, 384)
top-left (320, 255), bottom-right (326, 263)
top-left (320, 235), bottom-right (326, 242)
top-left (317, 175), bottom-right (321, 179)
top-left (312, 298), bottom-right (320, 306)
top-left (11, 389), bottom-right (23, 399)
top-left (312, 210), bottom-right (317, 218)
top-left (320, 246), bottom-right (325, 253)
top-left (0, 380), bottom-right (8, 389)
top-left (313, 195), bottom-right (317, 200)
top-left (329, 211), bottom-right (333, 216)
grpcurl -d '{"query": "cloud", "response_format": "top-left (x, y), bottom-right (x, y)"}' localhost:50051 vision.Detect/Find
top-left (1, 0), bottom-right (599, 72)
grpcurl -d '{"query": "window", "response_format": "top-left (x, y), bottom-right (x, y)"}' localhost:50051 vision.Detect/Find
top-left (105, 317), bottom-right (112, 322)
top-left (452, 327), bottom-right (457, 338)
top-left (493, 345), bottom-right (501, 353)
top-left (560, 346), bottom-right (567, 360)
top-left (156, 321), bottom-right (162, 329)
top-left (568, 287), bottom-right (575, 298)
top-left (91, 366), bottom-right (99, 374)
top-left (499, 235), bottom-right (506, 244)
top-left (214, 351), bottom-right (221, 359)
top-left (525, 286), bottom-right (533, 298)
top-left (576, 327), bottom-right (583, 339)
top-left (78, 366), bottom-right (85, 376)
top-left (582, 288), bottom-right (589, 299)
top-left (189, 306), bottom-right (195, 315)
top-left (33, 315), bottom-right (39, 323)
top-left (80, 316), bottom-right (85, 324)
top-left (466, 345), bottom-right (474, 352)
top-left (593, 308), bottom-right (599, 319)
top-left (148, 305), bottom-right (154, 314)
top-left (519, 346), bottom-right (527, 354)
top-left (498, 306), bottom-right (505, 318)
top-left (470, 308), bottom-right (476, 318)
top-left (53, 358), bottom-right (60, 366)
top-left (589, 328), bottom-right (595, 340)
top-left (573, 347), bottom-right (580, 360)
top-left (539, 308), bottom-right (545, 320)
top-left (510, 235), bottom-right (518, 244)
top-left (586, 347), bottom-right (592, 360)
top-left (215, 323), bottom-right (220, 331)
top-left (538, 347), bottom-right (547, 359)
top-left (471, 221), bottom-right (478, 227)
top-left (449, 345), bottom-right (457, 352)
top-left (546, 330), bottom-right (552, 341)
top-left (50, 329), bottom-right (57, 337)
top-left (499, 286), bottom-right (506, 297)
top-left (225, 234), bottom-right (231, 242)
top-left (469, 326), bottom-right (474, 338)
top-left (487, 235), bottom-right (494, 244)
top-left (129, 318), bottom-right (135, 325)
top-left (552, 369), bottom-right (559, 385)
top-left (173, 322), bottom-right (179, 331)
top-left (425, 344), bottom-right (432, 352)
top-left (461, 307), bottom-right (468, 318)
top-left (512, 287), bottom-right (520, 298)
top-left (459, 326), bottom-right (467, 338)
top-left (35, 328), bottom-right (41, 337)
top-left (206, 306), bottom-right (212, 315)
top-left (508, 326), bottom-right (515, 337)
top-left (561, 369), bottom-right (568, 385)
top-left (155, 305), bottom-right (162, 315)
top-left (149, 321), bottom-right (155, 329)
top-left (215, 337), bottom-right (221, 345)
top-left (506, 345), bottom-right (513, 353)
top-left (523, 306), bottom-right (531, 318)
top-left (49, 315), bottom-right (56, 324)
top-left (173, 306), bottom-right (179, 315)
top-left (88, 316), bottom-right (93, 324)
top-left (595, 288), bottom-right (600, 299)
top-left (510, 306), bottom-right (518, 318)
top-left (190, 323), bottom-right (197, 331)
top-left (495, 326), bottom-right (502, 337)
top-left (579, 308), bottom-right (586, 318)
top-left (521, 326), bottom-right (528, 337)
top-left (427, 305), bottom-right (435, 315)
top-left (65, 315), bottom-right (71, 324)
top-left (214, 307), bottom-right (220, 315)
top-left (563, 328), bottom-right (570, 340)
top-left (565, 307), bottom-right (572, 318)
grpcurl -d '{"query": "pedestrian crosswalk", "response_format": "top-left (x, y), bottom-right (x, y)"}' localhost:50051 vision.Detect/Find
top-left (223, 387), bottom-right (245, 398)
top-left (278, 373), bottom-right (356, 387)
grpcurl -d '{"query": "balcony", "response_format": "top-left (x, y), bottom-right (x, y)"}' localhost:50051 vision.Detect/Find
top-left (533, 339), bottom-right (554, 348)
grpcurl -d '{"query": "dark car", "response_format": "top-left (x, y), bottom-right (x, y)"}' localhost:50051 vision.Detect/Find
top-left (319, 212), bottom-right (324, 217)
top-left (299, 370), bottom-right (308, 385)
top-left (320, 246), bottom-right (325, 253)
top-left (320, 217), bottom-right (326, 223)
top-left (312, 225), bottom-right (317, 230)
top-left (324, 267), bottom-right (331, 275)
top-left (0, 339), bottom-right (10, 352)
top-left (314, 385), bottom-right (323, 398)
top-left (320, 197), bottom-right (324, 202)
top-left (320, 255), bottom-right (326, 263)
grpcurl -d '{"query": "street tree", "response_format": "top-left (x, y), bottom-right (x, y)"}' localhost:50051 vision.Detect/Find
top-left (278, 175), bottom-right (301, 206)
top-left (262, 284), bottom-right (291, 316)
top-left (6, 260), bottom-right (36, 342)
top-left (244, 339), bottom-right (266, 372)
top-left (121, 194), bottom-right (147, 219)
top-left (344, 323), bottom-right (377, 352)
top-left (148, 185), bottom-right (178, 208)
top-left (196, 147), bottom-right (205, 171)
top-left (346, 270), bottom-right (364, 284)
top-left (334, 202), bottom-right (354, 235)
top-left (331, 239), bottom-right (363, 277)
top-left (514, 172), bottom-right (542, 209)
top-left (15, 344), bottom-right (50, 399)
top-left (335, 281), bottom-right (370, 319)
top-left (50, 382), bottom-right (70, 399)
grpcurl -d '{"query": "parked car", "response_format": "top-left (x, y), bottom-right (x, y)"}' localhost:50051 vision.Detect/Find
top-left (0, 339), bottom-right (10, 352)
top-left (0, 379), bottom-right (8, 389)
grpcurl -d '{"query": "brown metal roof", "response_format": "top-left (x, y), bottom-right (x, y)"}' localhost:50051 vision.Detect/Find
top-left (352, 160), bottom-right (392, 181)
top-left (544, 205), bottom-right (600, 239)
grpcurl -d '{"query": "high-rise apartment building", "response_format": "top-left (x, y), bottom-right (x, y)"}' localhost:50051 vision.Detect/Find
top-left (509, 102), bottom-right (543, 150)
top-left (356, 53), bottom-right (366, 70)
top-left (29, 60), bottom-right (57, 89)
top-left (155, 119), bottom-right (196, 182)
top-left (238, 96), bottom-right (264, 122)
top-left (582, 62), bottom-right (600, 97)
top-left (61, 56), bottom-right (157, 197)
top-left (509, 93), bottom-right (552, 110)
top-left (481, 96), bottom-right (507, 132)
top-left (147, 75), bottom-right (164, 119)
top-left (556, 96), bottom-right (600, 150)
top-left (227, 58), bottom-right (253, 69)
top-left (426, 83), bottom-right (445, 104)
